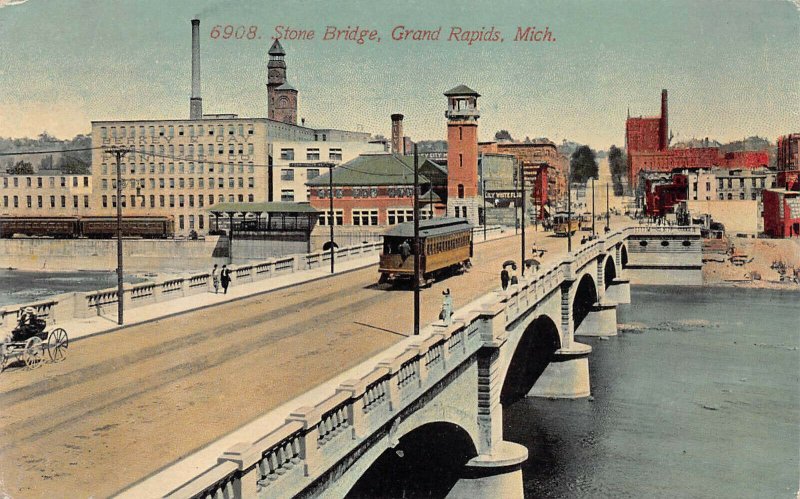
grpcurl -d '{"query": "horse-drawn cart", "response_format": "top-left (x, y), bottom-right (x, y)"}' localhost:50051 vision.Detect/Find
top-left (1, 312), bottom-right (68, 372)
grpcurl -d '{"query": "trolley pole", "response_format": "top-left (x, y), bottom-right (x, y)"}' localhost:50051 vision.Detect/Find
top-left (592, 177), bottom-right (595, 238)
top-left (482, 180), bottom-right (487, 241)
top-left (413, 145), bottom-right (420, 336)
top-left (107, 146), bottom-right (130, 326)
top-left (567, 172), bottom-right (573, 253)
top-left (327, 162), bottom-right (335, 274)
top-left (520, 162), bottom-right (526, 277)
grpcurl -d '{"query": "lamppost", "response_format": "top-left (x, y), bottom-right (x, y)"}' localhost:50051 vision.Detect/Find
top-left (413, 145), bottom-right (420, 336)
top-left (520, 161), bottom-right (526, 277)
top-left (567, 166), bottom-right (573, 253)
top-left (592, 177), bottom-right (595, 239)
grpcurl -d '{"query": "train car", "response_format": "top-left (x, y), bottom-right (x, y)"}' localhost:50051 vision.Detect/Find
top-left (552, 212), bottom-right (581, 236)
top-left (379, 217), bottom-right (473, 285)
top-left (79, 216), bottom-right (174, 239)
top-left (0, 217), bottom-right (79, 238)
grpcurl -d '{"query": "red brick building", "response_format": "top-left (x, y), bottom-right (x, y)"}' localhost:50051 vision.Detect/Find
top-left (626, 90), bottom-right (769, 188)
top-left (478, 140), bottom-right (565, 218)
top-left (644, 174), bottom-right (689, 217)
top-left (306, 154), bottom-right (446, 227)
top-left (777, 133), bottom-right (800, 171)
top-left (763, 133), bottom-right (800, 237)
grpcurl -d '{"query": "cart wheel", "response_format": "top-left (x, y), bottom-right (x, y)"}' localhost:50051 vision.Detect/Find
top-left (47, 328), bottom-right (69, 362)
top-left (0, 346), bottom-right (7, 373)
top-left (23, 337), bottom-right (44, 369)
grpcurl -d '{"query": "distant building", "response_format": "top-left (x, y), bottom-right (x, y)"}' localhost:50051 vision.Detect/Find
top-left (776, 133), bottom-right (800, 171)
top-left (0, 173), bottom-right (93, 216)
top-left (763, 189), bottom-right (800, 237)
top-left (306, 153), bottom-right (447, 227)
top-left (625, 90), bottom-right (769, 189)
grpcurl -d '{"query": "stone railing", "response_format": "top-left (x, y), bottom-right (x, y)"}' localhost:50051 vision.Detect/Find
top-left (162, 302), bottom-right (496, 499)
top-left (626, 225), bottom-right (700, 235)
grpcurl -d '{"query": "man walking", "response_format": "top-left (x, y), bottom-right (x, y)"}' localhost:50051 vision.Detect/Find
top-left (220, 265), bottom-right (231, 294)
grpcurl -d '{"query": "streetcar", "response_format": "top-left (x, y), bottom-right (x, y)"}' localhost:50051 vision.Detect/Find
top-left (378, 217), bottom-right (473, 286)
top-left (552, 212), bottom-right (581, 236)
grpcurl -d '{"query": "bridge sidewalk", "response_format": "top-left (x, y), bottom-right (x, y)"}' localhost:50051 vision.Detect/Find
top-left (61, 228), bottom-right (513, 344)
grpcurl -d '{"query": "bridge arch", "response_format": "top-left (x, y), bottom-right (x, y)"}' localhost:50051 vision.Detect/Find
top-left (500, 314), bottom-right (561, 405)
top-left (603, 254), bottom-right (617, 288)
top-left (620, 243), bottom-right (629, 268)
top-left (572, 273), bottom-right (598, 331)
top-left (345, 421), bottom-right (478, 498)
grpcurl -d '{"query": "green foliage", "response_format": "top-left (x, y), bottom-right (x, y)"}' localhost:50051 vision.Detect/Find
top-left (7, 160), bottom-right (34, 175)
top-left (569, 145), bottom-right (598, 183)
top-left (495, 130), bottom-right (513, 141)
top-left (608, 145), bottom-right (626, 195)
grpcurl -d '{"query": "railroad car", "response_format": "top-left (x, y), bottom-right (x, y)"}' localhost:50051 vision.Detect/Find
top-left (378, 217), bottom-right (473, 285)
top-left (0, 217), bottom-right (79, 238)
top-left (79, 216), bottom-right (174, 238)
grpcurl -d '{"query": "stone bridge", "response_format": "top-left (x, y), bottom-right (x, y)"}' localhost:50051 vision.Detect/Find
top-left (125, 225), bottom-right (701, 499)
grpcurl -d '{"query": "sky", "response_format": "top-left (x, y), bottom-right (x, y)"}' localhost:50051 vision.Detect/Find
top-left (0, 0), bottom-right (797, 149)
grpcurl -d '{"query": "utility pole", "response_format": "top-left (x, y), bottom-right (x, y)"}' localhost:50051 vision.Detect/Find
top-left (606, 182), bottom-right (610, 231)
top-left (413, 145), bottom-right (420, 336)
top-left (520, 162), bottom-right (526, 277)
top-left (326, 162), bottom-right (335, 274)
top-left (482, 179), bottom-right (487, 241)
top-left (107, 146), bottom-right (130, 325)
top-left (592, 177), bottom-right (595, 238)
top-left (567, 170), bottom-right (573, 253)
top-left (514, 175), bottom-right (519, 235)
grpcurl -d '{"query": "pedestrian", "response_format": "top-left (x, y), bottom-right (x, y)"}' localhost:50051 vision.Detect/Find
top-left (500, 268), bottom-right (510, 290)
top-left (220, 265), bottom-right (231, 294)
top-left (440, 288), bottom-right (453, 326)
top-left (211, 264), bottom-right (219, 294)
top-left (399, 239), bottom-right (411, 261)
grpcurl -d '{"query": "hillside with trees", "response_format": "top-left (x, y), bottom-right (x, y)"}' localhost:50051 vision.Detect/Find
top-left (0, 132), bottom-right (92, 174)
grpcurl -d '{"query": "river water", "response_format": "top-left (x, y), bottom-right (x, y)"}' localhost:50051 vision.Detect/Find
top-left (504, 285), bottom-right (799, 498)
top-left (0, 270), bottom-right (145, 308)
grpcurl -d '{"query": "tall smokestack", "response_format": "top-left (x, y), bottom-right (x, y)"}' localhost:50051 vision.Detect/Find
top-left (659, 89), bottom-right (668, 150)
top-left (391, 113), bottom-right (404, 155)
top-left (190, 18), bottom-right (203, 120)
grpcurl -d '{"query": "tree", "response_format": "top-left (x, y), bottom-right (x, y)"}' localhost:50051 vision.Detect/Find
top-left (608, 145), bottom-right (627, 196)
top-left (7, 160), bottom-right (34, 175)
top-left (569, 145), bottom-right (598, 183)
top-left (495, 130), bottom-right (513, 141)
top-left (57, 155), bottom-right (90, 174)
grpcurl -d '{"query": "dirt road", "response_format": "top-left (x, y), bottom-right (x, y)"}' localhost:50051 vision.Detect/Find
top-left (0, 227), bottom-right (600, 498)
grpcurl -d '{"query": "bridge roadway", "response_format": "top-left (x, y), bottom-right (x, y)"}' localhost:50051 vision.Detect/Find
top-left (0, 223), bottom-right (627, 498)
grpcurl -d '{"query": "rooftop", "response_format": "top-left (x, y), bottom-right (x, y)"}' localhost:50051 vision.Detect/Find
top-left (307, 154), bottom-right (441, 187)
top-left (207, 202), bottom-right (318, 214)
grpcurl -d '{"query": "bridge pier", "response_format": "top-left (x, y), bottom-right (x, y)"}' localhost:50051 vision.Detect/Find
top-left (527, 342), bottom-right (591, 399)
top-left (574, 302), bottom-right (618, 337)
top-left (605, 278), bottom-right (631, 304)
top-left (446, 441), bottom-right (528, 499)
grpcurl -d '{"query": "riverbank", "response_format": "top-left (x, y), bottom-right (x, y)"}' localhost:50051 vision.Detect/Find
top-left (703, 237), bottom-right (800, 289)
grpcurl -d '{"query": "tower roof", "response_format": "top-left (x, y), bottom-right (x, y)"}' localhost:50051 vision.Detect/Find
top-left (444, 84), bottom-right (480, 97)
top-left (276, 82), bottom-right (297, 91)
top-left (268, 39), bottom-right (285, 56)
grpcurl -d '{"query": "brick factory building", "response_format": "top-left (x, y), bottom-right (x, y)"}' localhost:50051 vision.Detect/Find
top-left (625, 90), bottom-right (769, 189)
top-left (763, 133), bottom-right (800, 237)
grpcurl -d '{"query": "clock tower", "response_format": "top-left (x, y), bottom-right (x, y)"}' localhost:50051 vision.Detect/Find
top-left (267, 39), bottom-right (298, 124)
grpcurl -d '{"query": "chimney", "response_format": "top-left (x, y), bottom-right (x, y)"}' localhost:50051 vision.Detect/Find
top-left (391, 113), bottom-right (404, 155)
top-left (190, 18), bottom-right (203, 120)
top-left (659, 89), bottom-right (668, 150)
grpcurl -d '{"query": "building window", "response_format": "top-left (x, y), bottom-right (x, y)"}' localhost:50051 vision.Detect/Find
top-left (306, 148), bottom-right (320, 160)
top-left (458, 184), bottom-right (464, 199)
top-left (352, 209), bottom-right (378, 226)
top-left (199, 215), bottom-right (204, 229)
top-left (179, 196), bottom-right (184, 208)
top-left (739, 192), bottom-right (745, 200)
top-left (248, 177), bottom-right (254, 188)
top-left (37, 196), bottom-right (42, 208)
top-left (388, 209), bottom-right (414, 225)
top-left (719, 193), bottom-right (724, 200)
top-left (318, 209), bottom-right (343, 226)
top-left (50, 196), bottom-right (55, 207)
top-left (179, 215), bottom-right (184, 230)
top-left (73, 195), bottom-right (78, 208)
top-left (102, 195), bottom-right (107, 208)
top-left (329, 148), bottom-right (342, 161)
top-left (751, 192), bottom-right (757, 200)
top-left (307, 168), bottom-right (320, 180)
top-left (281, 169), bottom-right (294, 181)
top-left (60, 196), bottom-right (66, 208)
top-left (280, 148), bottom-right (294, 160)
top-left (169, 195), bottom-right (175, 207)
top-left (727, 193), bottom-right (733, 200)
top-left (280, 189), bottom-right (294, 202)
top-left (37, 177), bottom-right (42, 188)
top-left (705, 182), bottom-right (711, 191)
